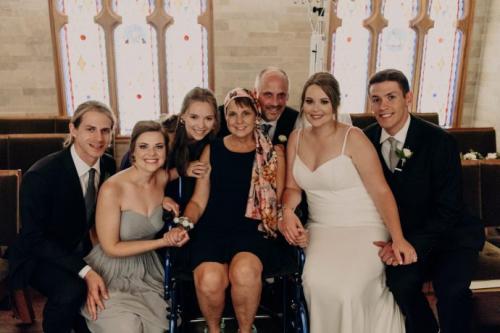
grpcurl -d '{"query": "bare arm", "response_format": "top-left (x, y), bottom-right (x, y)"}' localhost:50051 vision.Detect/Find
top-left (182, 145), bottom-right (211, 223)
top-left (279, 129), bottom-right (307, 246)
top-left (348, 128), bottom-right (416, 264)
top-left (96, 177), bottom-right (183, 258)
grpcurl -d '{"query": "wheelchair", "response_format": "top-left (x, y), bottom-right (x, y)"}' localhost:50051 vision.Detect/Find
top-left (162, 218), bottom-right (309, 333)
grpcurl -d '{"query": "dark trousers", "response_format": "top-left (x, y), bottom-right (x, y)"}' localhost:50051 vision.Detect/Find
top-left (386, 248), bottom-right (478, 333)
top-left (30, 261), bottom-right (89, 333)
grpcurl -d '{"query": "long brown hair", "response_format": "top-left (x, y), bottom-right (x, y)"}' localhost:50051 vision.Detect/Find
top-left (171, 87), bottom-right (219, 176)
top-left (300, 72), bottom-right (341, 121)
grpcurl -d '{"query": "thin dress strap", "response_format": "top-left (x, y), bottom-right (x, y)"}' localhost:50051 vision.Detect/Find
top-left (295, 128), bottom-right (302, 158)
top-left (341, 126), bottom-right (353, 155)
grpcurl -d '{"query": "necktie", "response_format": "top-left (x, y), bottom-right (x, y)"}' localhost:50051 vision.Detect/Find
top-left (387, 137), bottom-right (399, 172)
top-left (85, 168), bottom-right (97, 224)
top-left (262, 123), bottom-right (272, 138)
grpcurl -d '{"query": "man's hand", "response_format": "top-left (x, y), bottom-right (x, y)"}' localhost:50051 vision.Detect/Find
top-left (162, 196), bottom-right (180, 217)
top-left (84, 269), bottom-right (109, 321)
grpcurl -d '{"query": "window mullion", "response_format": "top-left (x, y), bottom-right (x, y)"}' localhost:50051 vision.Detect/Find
top-left (410, 0), bottom-right (434, 114)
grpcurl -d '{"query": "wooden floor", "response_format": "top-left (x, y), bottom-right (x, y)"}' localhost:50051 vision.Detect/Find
top-left (0, 293), bottom-right (498, 333)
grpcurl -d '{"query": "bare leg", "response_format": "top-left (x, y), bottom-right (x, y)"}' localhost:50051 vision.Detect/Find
top-left (194, 262), bottom-right (229, 333)
top-left (229, 252), bottom-right (263, 333)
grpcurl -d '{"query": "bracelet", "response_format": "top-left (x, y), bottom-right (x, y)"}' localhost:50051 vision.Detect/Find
top-left (173, 216), bottom-right (194, 231)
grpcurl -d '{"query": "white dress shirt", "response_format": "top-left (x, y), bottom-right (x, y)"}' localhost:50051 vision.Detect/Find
top-left (261, 119), bottom-right (278, 140)
top-left (70, 145), bottom-right (101, 278)
top-left (379, 115), bottom-right (411, 169)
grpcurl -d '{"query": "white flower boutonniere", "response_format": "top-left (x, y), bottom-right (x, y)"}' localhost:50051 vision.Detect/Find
top-left (395, 147), bottom-right (413, 170)
top-left (278, 135), bottom-right (287, 143)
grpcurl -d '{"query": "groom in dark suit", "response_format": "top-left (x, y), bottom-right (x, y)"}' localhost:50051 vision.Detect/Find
top-left (364, 69), bottom-right (484, 333)
top-left (8, 101), bottom-right (116, 333)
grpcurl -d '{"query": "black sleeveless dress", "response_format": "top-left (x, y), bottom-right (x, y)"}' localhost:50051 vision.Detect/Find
top-left (189, 138), bottom-right (278, 271)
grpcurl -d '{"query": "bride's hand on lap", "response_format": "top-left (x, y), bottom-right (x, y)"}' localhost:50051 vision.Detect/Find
top-left (279, 209), bottom-right (305, 246)
top-left (391, 238), bottom-right (418, 265)
top-left (163, 227), bottom-right (189, 247)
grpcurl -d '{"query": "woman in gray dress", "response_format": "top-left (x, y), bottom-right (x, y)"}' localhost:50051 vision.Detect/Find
top-left (81, 121), bottom-right (189, 332)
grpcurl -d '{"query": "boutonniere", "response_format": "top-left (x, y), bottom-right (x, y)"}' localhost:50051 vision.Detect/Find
top-left (278, 135), bottom-right (287, 143)
top-left (394, 147), bottom-right (413, 171)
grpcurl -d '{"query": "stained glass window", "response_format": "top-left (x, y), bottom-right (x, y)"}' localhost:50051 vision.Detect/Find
top-left (51, 0), bottom-right (212, 135)
top-left (417, 0), bottom-right (464, 126)
top-left (327, 0), bottom-right (471, 126)
top-left (164, 0), bottom-right (209, 115)
top-left (57, 0), bottom-right (109, 115)
top-left (330, 0), bottom-right (371, 114)
top-left (377, 0), bottom-right (418, 83)
top-left (113, 1), bottom-right (160, 134)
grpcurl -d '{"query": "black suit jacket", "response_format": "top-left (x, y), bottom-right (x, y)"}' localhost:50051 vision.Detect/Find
top-left (364, 115), bottom-right (484, 257)
top-left (8, 147), bottom-right (116, 289)
top-left (217, 105), bottom-right (299, 144)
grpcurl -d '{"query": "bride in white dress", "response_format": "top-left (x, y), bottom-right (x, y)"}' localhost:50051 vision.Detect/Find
top-left (279, 72), bottom-right (417, 333)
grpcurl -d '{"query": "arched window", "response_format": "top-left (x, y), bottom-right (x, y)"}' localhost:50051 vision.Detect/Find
top-left (327, 0), bottom-right (474, 127)
top-left (49, 0), bottom-right (214, 135)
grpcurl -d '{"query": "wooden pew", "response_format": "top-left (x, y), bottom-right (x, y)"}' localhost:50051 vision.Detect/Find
top-left (0, 169), bottom-right (35, 324)
top-left (447, 127), bottom-right (497, 156)
top-left (0, 116), bottom-right (70, 134)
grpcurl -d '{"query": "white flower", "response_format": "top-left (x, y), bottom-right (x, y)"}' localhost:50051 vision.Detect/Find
top-left (463, 152), bottom-right (478, 160)
top-left (402, 148), bottom-right (413, 159)
top-left (486, 152), bottom-right (499, 160)
top-left (278, 135), bottom-right (287, 143)
top-left (173, 216), bottom-right (194, 231)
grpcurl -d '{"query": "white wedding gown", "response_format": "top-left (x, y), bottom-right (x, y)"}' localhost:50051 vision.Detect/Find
top-left (294, 127), bottom-right (405, 333)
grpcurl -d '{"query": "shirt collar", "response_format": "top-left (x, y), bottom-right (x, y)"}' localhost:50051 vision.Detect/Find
top-left (70, 145), bottom-right (101, 178)
top-left (379, 114), bottom-right (411, 144)
top-left (261, 119), bottom-right (278, 127)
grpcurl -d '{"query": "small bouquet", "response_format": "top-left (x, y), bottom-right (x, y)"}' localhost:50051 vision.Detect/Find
top-left (462, 150), bottom-right (484, 160)
top-left (173, 216), bottom-right (194, 231)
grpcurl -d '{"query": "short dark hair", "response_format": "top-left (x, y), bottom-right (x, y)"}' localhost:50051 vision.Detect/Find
top-left (300, 72), bottom-right (341, 120)
top-left (368, 69), bottom-right (410, 95)
top-left (129, 121), bottom-right (168, 165)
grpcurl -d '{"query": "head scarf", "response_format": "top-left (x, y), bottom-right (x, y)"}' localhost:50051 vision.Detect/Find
top-left (224, 88), bottom-right (279, 238)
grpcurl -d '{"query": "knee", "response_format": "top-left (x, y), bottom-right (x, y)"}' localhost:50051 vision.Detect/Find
top-left (433, 281), bottom-right (471, 303)
top-left (194, 267), bottom-right (228, 295)
top-left (50, 278), bottom-right (86, 308)
top-left (229, 261), bottom-right (262, 288)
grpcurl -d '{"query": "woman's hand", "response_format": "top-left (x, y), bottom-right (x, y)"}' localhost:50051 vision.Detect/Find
top-left (186, 161), bottom-right (210, 178)
top-left (391, 238), bottom-right (418, 265)
top-left (162, 196), bottom-right (179, 217)
top-left (278, 208), bottom-right (307, 247)
top-left (162, 227), bottom-right (190, 247)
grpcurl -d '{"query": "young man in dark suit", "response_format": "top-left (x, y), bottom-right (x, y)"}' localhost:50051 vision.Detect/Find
top-left (8, 101), bottom-right (117, 333)
top-left (364, 69), bottom-right (484, 333)
top-left (218, 67), bottom-right (299, 144)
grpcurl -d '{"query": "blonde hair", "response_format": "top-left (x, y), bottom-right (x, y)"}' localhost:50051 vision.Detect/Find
top-left (64, 100), bottom-right (116, 147)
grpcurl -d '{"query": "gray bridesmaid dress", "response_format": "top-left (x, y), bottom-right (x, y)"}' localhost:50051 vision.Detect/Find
top-left (81, 206), bottom-right (168, 333)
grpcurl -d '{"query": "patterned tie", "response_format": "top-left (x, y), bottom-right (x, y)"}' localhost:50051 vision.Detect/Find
top-left (84, 168), bottom-right (97, 224)
top-left (262, 123), bottom-right (272, 138)
top-left (387, 137), bottom-right (400, 172)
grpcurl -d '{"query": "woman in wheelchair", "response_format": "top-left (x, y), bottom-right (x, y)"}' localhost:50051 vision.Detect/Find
top-left (178, 87), bottom-right (285, 333)
top-left (81, 121), bottom-right (189, 332)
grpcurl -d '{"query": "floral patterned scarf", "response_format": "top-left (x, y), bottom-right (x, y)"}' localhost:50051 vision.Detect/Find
top-left (223, 88), bottom-right (279, 238)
